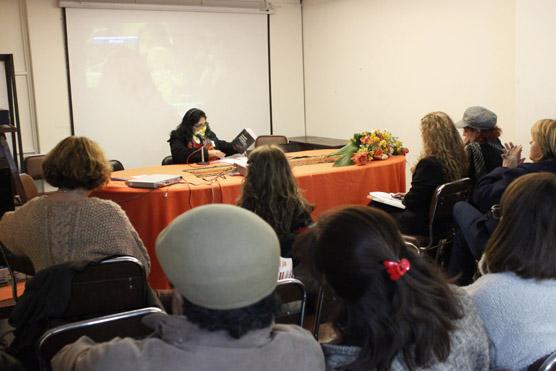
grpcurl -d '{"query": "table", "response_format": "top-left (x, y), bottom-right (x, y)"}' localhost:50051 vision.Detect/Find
top-left (0, 281), bottom-right (25, 318)
top-left (94, 150), bottom-right (406, 288)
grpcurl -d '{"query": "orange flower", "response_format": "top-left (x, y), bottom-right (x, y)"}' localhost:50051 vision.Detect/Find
top-left (360, 135), bottom-right (371, 145)
top-left (373, 149), bottom-right (384, 159)
top-left (351, 152), bottom-right (369, 166)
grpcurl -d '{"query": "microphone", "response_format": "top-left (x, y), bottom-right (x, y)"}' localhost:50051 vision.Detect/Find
top-left (196, 134), bottom-right (209, 165)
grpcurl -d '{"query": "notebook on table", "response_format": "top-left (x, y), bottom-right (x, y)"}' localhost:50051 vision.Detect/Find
top-left (125, 174), bottom-right (182, 189)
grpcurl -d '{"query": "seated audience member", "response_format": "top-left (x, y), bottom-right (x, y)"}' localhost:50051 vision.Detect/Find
top-left (448, 118), bottom-right (556, 284)
top-left (238, 145), bottom-right (313, 259)
top-left (0, 136), bottom-right (150, 273)
top-left (473, 118), bottom-right (556, 213)
top-left (168, 108), bottom-right (237, 163)
top-left (455, 106), bottom-right (503, 185)
top-left (52, 204), bottom-right (325, 371)
top-left (466, 173), bottom-right (556, 370)
top-left (372, 112), bottom-right (468, 235)
top-left (313, 206), bottom-right (489, 371)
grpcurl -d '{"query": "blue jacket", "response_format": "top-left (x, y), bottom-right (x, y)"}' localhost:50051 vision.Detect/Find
top-left (473, 160), bottom-right (556, 213)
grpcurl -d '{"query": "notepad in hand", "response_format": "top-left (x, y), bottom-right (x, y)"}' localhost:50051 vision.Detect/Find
top-left (369, 192), bottom-right (406, 209)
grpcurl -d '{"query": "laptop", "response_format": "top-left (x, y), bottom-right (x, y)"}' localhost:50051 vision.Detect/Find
top-left (125, 174), bottom-right (182, 189)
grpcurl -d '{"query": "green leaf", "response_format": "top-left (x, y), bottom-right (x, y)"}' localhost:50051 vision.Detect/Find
top-left (329, 142), bottom-right (357, 157)
top-left (334, 155), bottom-right (354, 167)
top-left (329, 142), bottom-right (357, 167)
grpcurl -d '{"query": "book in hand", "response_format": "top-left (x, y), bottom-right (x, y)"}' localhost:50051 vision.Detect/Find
top-left (231, 128), bottom-right (256, 154)
top-left (369, 191), bottom-right (406, 209)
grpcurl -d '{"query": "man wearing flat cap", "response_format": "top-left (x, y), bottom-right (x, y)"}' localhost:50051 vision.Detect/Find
top-left (455, 106), bottom-right (504, 184)
top-left (52, 204), bottom-right (324, 371)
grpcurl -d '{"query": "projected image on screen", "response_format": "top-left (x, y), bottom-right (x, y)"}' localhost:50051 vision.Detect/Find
top-left (66, 8), bottom-right (270, 169)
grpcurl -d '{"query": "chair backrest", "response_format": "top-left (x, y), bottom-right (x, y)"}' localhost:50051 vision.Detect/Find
top-left (0, 241), bottom-right (34, 302)
top-left (161, 155), bottom-right (174, 165)
top-left (254, 135), bottom-right (288, 148)
top-left (108, 160), bottom-right (124, 172)
top-left (38, 307), bottom-right (164, 370)
top-left (19, 173), bottom-right (38, 202)
top-left (23, 155), bottom-right (46, 180)
top-left (274, 278), bottom-right (307, 327)
top-left (427, 177), bottom-right (472, 241)
top-left (529, 351), bottom-right (556, 371)
top-left (63, 256), bottom-right (153, 320)
top-left (539, 351), bottom-right (556, 371)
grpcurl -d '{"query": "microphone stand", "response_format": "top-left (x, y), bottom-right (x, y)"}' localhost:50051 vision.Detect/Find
top-left (198, 134), bottom-right (209, 165)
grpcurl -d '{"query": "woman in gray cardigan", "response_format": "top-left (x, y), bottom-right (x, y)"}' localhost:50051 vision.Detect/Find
top-left (466, 172), bottom-right (556, 370)
top-left (313, 206), bottom-right (489, 371)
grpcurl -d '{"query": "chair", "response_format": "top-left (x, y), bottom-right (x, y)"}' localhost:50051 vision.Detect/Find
top-left (529, 351), bottom-right (556, 371)
top-left (63, 256), bottom-right (158, 320)
top-left (0, 241), bottom-right (34, 303)
top-left (23, 155), bottom-right (46, 180)
top-left (312, 283), bottom-right (341, 340)
top-left (254, 135), bottom-right (288, 148)
top-left (17, 173), bottom-right (38, 203)
top-left (275, 278), bottom-right (307, 327)
top-left (161, 155), bottom-right (174, 165)
top-left (108, 160), bottom-right (124, 172)
top-left (6, 256), bottom-right (159, 370)
top-left (403, 177), bottom-right (472, 261)
top-left (38, 307), bottom-right (164, 371)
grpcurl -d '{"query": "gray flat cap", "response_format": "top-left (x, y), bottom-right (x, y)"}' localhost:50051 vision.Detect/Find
top-left (456, 106), bottom-right (497, 130)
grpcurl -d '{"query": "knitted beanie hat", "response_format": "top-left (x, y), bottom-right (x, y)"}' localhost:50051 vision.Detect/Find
top-left (156, 204), bottom-right (280, 310)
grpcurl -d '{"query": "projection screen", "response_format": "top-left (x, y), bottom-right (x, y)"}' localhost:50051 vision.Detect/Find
top-left (65, 7), bottom-right (270, 168)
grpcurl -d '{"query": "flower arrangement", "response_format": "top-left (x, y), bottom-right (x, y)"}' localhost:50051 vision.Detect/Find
top-left (332, 129), bottom-right (408, 167)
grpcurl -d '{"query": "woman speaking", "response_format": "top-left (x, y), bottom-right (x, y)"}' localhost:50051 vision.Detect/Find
top-left (168, 108), bottom-right (237, 164)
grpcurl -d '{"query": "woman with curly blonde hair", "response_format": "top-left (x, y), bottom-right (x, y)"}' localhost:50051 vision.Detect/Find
top-left (419, 112), bottom-right (468, 181)
top-left (238, 145), bottom-right (313, 258)
top-left (373, 112), bottom-right (467, 235)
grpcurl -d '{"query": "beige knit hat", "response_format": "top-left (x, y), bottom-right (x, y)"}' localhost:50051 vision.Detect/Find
top-left (155, 204), bottom-right (280, 310)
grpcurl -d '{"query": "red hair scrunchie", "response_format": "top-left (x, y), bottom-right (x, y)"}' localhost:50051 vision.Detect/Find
top-left (383, 258), bottom-right (411, 281)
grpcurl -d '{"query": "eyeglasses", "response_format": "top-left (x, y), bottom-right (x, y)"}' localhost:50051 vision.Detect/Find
top-left (193, 121), bottom-right (208, 129)
top-left (490, 204), bottom-right (502, 220)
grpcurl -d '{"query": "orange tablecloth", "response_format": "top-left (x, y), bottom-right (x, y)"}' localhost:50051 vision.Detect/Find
top-left (93, 150), bottom-right (406, 288)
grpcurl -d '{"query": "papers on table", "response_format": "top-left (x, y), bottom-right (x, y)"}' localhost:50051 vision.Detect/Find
top-left (213, 154), bottom-right (248, 167)
top-left (369, 191), bottom-right (405, 209)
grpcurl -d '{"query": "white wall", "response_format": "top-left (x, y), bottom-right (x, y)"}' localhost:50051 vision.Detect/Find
top-left (0, 0), bottom-right (305, 158)
top-left (302, 0), bottom-right (516, 176)
top-left (4, 0), bottom-right (556, 167)
top-left (26, 0), bottom-right (73, 153)
top-left (269, 0), bottom-right (305, 136)
top-left (515, 0), bottom-right (556, 159)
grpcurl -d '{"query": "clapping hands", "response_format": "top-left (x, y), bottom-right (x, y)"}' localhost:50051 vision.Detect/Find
top-left (501, 142), bottom-right (525, 168)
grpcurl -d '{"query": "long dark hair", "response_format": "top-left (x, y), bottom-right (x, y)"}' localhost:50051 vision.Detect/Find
top-left (169, 108), bottom-right (207, 143)
top-left (481, 172), bottom-right (556, 279)
top-left (238, 145), bottom-right (313, 238)
top-left (314, 206), bottom-right (463, 371)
